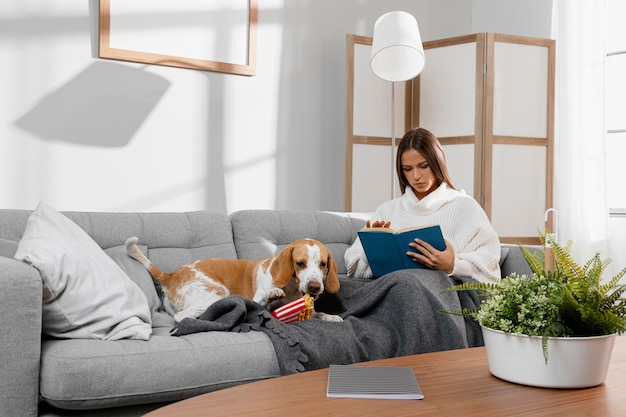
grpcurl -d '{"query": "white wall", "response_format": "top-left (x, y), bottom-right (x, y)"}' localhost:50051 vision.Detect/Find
top-left (0, 0), bottom-right (553, 214)
top-left (471, 0), bottom-right (554, 39)
top-left (0, 0), bottom-right (474, 214)
top-left (7, 0), bottom-right (555, 216)
top-left (0, 0), bottom-right (551, 211)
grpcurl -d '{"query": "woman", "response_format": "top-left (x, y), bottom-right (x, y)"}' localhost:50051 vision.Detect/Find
top-left (345, 127), bottom-right (501, 283)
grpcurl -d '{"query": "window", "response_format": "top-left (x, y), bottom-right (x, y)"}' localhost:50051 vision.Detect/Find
top-left (606, 0), bottom-right (626, 215)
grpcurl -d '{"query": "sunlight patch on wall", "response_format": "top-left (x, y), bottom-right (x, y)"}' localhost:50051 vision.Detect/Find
top-left (223, 22), bottom-right (283, 212)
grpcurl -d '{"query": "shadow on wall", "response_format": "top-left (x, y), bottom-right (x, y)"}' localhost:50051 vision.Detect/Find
top-left (14, 60), bottom-right (170, 147)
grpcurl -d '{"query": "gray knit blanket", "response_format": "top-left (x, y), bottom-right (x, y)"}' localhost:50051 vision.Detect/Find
top-left (171, 270), bottom-right (483, 375)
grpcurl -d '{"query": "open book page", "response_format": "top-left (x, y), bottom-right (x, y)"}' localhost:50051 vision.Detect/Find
top-left (363, 223), bottom-right (437, 233)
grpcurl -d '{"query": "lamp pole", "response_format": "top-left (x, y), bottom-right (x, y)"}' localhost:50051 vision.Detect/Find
top-left (370, 11), bottom-right (425, 201)
top-left (391, 81), bottom-right (396, 199)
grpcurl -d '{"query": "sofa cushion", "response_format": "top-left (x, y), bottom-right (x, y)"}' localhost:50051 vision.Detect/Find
top-left (0, 209), bottom-right (239, 267)
top-left (229, 210), bottom-right (365, 276)
top-left (0, 237), bottom-right (17, 257)
top-left (14, 202), bottom-right (152, 340)
top-left (499, 247), bottom-right (510, 268)
top-left (39, 331), bottom-right (280, 410)
top-left (500, 244), bottom-right (539, 278)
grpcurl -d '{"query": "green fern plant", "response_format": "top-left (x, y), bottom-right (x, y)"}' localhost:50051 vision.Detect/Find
top-left (442, 230), bottom-right (626, 363)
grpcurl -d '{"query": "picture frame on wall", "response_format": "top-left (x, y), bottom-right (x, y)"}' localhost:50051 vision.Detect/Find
top-left (98, 0), bottom-right (257, 76)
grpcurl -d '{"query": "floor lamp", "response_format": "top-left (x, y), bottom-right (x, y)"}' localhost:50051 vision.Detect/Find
top-left (370, 11), bottom-right (425, 199)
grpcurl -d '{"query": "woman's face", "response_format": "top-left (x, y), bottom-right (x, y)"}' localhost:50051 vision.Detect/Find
top-left (401, 149), bottom-right (438, 199)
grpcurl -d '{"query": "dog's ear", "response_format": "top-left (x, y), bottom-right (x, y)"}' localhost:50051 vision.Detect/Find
top-left (324, 250), bottom-right (340, 294)
top-left (270, 244), bottom-right (296, 288)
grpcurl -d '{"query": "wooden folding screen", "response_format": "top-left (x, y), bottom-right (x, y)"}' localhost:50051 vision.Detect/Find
top-left (345, 33), bottom-right (555, 244)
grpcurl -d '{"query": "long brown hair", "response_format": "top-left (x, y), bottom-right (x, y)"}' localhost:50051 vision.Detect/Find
top-left (396, 127), bottom-right (457, 193)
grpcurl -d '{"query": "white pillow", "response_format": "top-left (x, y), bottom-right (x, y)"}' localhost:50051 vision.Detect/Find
top-left (14, 202), bottom-right (152, 340)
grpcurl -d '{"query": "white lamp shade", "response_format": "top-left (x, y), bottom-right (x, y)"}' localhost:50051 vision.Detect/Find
top-left (370, 11), bottom-right (425, 82)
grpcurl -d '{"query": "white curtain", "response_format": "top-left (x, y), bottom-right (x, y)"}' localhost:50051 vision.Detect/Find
top-left (552, 0), bottom-right (609, 263)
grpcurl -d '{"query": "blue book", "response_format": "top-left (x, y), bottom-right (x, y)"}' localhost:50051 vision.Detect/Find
top-left (358, 225), bottom-right (446, 277)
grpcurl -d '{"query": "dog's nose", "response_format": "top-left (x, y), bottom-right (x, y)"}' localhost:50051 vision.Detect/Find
top-left (307, 281), bottom-right (321, 294)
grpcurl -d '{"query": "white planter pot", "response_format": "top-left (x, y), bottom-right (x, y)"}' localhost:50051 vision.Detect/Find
top-left (481, 326), bottom-right (617, 388)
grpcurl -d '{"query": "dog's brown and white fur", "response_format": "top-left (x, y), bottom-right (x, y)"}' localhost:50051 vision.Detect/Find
top-left (125, 237), bottom-right (342, 323)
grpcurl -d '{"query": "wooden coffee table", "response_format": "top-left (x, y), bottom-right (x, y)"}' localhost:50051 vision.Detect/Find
top-left (145, 336), bottom-right (626, 417)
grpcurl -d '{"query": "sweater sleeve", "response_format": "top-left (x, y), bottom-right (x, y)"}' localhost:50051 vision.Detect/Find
top-left (344, 237), bottom-right (374, 279)
top-left (446, 200), bottom-right (501, 283)
top-left (452, 236), bottom-right (501, 283)
top-left (344, 206), bottom-right (391, 279)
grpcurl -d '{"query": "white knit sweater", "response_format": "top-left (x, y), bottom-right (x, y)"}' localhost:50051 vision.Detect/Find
top-left (344, 183), bottom-right (501, 283)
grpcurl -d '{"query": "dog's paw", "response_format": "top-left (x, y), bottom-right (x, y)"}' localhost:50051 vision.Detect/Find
top-left (267, 288), bottom-right (286, 302)
top-left (312, 312), bottom-right (343, 322)
top-left (173, 310), bottom-right (197, 323)
top-left (323, 314), bottom-right (344, 323)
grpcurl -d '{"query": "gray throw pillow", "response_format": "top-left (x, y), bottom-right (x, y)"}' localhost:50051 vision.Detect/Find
top-left (105, 245), bottom-right (175, 330)
top-left (14, 201), bottom-right (152, 340)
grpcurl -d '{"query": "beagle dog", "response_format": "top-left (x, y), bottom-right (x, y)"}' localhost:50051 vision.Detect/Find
top-left (125, 237), bottom-right (342, 323)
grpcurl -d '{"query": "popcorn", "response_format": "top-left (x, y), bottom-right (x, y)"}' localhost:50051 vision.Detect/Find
top-left (271, 294), bottom-right (313, 323)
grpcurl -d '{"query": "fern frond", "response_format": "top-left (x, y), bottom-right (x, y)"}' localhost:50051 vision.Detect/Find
top-left (583, 310), bottom-right (626, 335)
top-left (600, 288), bottom-right (626, 310)
top-left (520, 246), bottom-right (545, 276)
top-left (541, 322), bottom-right (573, 363)
top-left (583, 254), bottom-right (608, 285)
top-left (438, 307), bottom-right (479, 320)
top-left (444, 280), bottom-right (495, 295)
top-left (598, 266), bottom-right (626, 334)
top-left (552, 239), bottom-right (584, 280)
top-left (600, 268), bottom-right (626, 294)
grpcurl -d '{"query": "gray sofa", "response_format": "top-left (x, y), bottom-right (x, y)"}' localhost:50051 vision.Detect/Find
top-left (0, 208), bottom-right (532, 417)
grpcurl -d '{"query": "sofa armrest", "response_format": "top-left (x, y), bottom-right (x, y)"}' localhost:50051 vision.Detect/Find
top-left (0, 256), bottom-right (42, 417)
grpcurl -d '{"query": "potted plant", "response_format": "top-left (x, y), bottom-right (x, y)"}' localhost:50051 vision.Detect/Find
top-left (444, 232), bottom-right (626, 388)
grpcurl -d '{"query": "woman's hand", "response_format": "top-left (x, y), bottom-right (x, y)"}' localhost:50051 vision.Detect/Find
top-left (365, 220), bottom-right (391, 228)
top-left (407, 238), bottom-right (455, 274)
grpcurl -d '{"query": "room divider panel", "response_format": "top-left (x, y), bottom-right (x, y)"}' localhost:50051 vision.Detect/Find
top-left (345, 32), bottom-right (555, 244)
